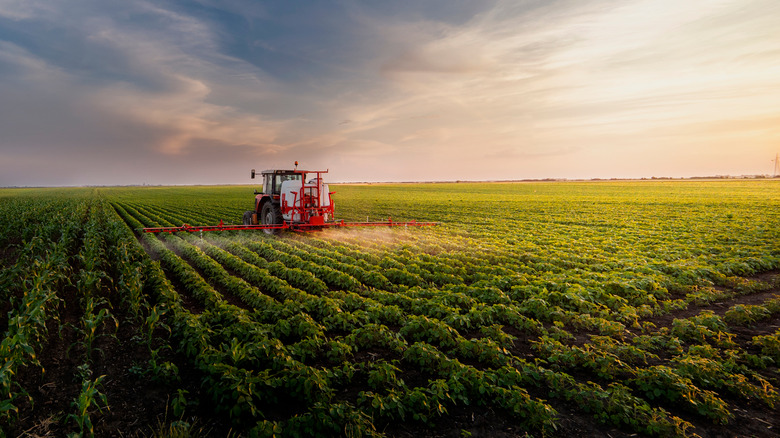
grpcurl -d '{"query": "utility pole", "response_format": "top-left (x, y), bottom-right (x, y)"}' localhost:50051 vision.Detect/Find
top-left (774, 153), bottom-right (780, 177)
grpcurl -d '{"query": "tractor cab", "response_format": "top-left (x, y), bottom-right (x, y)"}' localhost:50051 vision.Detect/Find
top-left (251, 169), bottom-right (302, 196)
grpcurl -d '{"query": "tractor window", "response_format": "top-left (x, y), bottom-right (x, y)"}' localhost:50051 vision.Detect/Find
top-left (272, 174), bottom-right (302, 195)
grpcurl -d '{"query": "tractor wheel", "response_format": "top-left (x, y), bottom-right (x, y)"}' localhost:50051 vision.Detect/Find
top-left (242, 211), bottom-right (254, 225)
top-left (260, 203), bottom-right (282, 235)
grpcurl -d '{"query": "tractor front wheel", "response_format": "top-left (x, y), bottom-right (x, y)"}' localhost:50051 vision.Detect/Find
top-left (260, 203), bottom-right (282, 234)
top-left (242, 210), bottom-right (254, 225)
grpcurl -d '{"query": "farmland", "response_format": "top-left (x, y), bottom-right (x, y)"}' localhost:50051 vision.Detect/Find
top-left (1, 180), bottom-right (779, 437)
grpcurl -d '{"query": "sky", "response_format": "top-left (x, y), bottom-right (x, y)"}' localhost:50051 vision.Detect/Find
top-left (1, 0), bottom-right (779, 186)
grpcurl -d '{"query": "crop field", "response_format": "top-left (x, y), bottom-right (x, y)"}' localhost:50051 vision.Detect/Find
top-left (1, 180), bottom-right (779, 437)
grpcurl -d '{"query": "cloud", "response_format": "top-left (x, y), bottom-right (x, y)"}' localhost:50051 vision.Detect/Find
top-left (337, 0), bottom-right (780, 174)
top-left (0, 0), bottom-right (54, 20)
top-left (0, 2), bottom-right (287, 166)
top-left (1, 0), bottom-right (779, 186)
top-left (380, 32), bottom-right (495, 76)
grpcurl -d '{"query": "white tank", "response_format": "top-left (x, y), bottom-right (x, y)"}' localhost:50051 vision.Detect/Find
top-left (281, 177), bottom-right (331, 222)
top-left (280, 179), bottom-right (303, 221)
top-left (309, 178), bottom-right (331, 207)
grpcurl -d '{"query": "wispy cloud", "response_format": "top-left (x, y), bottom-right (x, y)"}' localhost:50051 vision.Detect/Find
top-left (0, 1), bottom-right (286, 161)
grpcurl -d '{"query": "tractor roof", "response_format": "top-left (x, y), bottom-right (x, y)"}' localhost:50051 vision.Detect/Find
top-left (260, 169), bottom-right (329, 175)
top-left (260, 169), bottom-right (298, 175)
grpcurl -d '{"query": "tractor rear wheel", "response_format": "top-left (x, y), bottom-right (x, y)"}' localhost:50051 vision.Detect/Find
top-left (242, 211), bottom-right (254, 225)
top-left (260, 203), bottom-right (282, 234)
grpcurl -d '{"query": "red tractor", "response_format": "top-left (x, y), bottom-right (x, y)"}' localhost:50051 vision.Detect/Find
top-left (244, 163), bottom-right (334, 234)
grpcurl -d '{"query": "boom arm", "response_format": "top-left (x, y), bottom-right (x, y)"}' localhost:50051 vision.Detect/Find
top-left (141, 218), bottom-right (438, 233)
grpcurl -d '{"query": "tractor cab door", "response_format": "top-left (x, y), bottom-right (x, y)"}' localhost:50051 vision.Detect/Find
top-left (263, 175), bottom-right (273, 196)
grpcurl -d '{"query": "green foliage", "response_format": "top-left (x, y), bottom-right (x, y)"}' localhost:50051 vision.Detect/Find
top-left (631, 365), bottom-right (732, 423)
top-left (1, 179), bottom-right (778, 437)
top-left (752, 330), bottom-right (780, 363)
top-left (68, 374), bottom-right (110, 437)
top-left (724, 304), bottom-right (772, 325)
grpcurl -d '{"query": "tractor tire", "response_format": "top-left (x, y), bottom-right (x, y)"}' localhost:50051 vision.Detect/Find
top-left (242, 211), bottom-right (254, 225)
top-left (260, 202), bottom-right (283, 235)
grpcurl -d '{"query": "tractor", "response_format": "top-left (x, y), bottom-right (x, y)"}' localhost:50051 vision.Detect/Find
top-left (243, 162), bottom-right (333, 234)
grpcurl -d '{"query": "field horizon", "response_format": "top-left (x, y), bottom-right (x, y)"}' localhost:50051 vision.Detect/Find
top-left (3, 173), bottom-right (779, 190)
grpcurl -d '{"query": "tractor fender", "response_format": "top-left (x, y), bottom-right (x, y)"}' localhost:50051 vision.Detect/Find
top-left (256, 194), bottom-right (272, 213)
